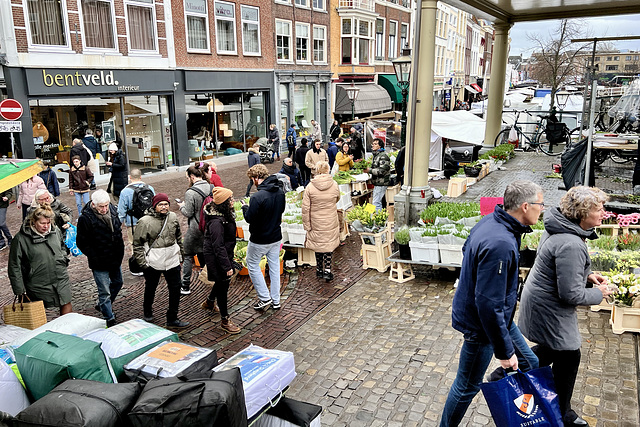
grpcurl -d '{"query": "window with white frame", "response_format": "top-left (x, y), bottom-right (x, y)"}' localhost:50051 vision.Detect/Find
top-left (400, 23), bottom-right (408, 50)
top-left (341, 18), bottom-right (372, 65)
top-left (313, 25), bottom-right (326, 63)
top-left (296, 23), bottom-right (310, 62)
top-left (241, 5), bottom-right (260, 55)
top-left (27, 0), bottom-right (69, 46)
top-left (295, 0), bottom-right (308, 7)
top-left (276, 19), bottom-right (292, 61)
top-left (215, 0), bottom-right (236, 54)
top-left (312, 0), bottom-right (324, 10)
top-left (81, 0), bottom-right (116, 49)
top-left (185, 0), bottom-right (208, 51)
top-left (126, 0), bottom-right (157, 51)
top-left (375, 18), bottom-right (384, 60)
top-left (388, 21), bottom-right (397, 58)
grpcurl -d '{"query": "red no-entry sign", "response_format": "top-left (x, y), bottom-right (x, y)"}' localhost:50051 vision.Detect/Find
top-left (0, 99), bottom-right (23, 121)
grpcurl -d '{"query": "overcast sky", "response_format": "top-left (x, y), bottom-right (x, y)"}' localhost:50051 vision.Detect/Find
top-left (509, 14), bottom-right (640, 57)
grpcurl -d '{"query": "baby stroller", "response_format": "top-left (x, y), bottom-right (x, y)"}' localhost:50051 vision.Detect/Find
top-left (256, 137), bottom-right (274, 163)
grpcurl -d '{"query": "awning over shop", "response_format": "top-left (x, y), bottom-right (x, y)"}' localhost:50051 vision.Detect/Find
top-left (471, 83), bottom-right (482, 93)
top-left (377, 74), bottom-right (402, 103)
top-left (334, 83), bottom-right (392, 116)
top-left (464, 84), bottom-right (478, 94)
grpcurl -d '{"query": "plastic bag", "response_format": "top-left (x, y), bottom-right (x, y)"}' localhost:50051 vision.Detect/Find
top-left (64, 223), bottom-right (83, 257)
top-left (480, 367), bottom-right (562, 427)
top-left (508, 127), bottom-right (519, 143)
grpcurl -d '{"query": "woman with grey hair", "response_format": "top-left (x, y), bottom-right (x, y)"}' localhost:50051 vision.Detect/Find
top-left (518, 186), bottom-right (614, 426)
top-left (28, 189), bottom-right (73, 230)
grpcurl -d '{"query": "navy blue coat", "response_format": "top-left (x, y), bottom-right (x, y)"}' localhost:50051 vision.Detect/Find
top-left (286, 126), bottom-right (297, 148)
top-left (326, 142), bottom-right (338, 168)
top-left (451, 206), bottom-right (531, 360)
top-left (39, 168), bottom-right (60, 197)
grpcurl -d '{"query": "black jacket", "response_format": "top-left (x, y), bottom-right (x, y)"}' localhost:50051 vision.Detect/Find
top-left (350, 132), bottom-right (364, 161)
top-left (279, 164), bottom-right (302, 188)
top-left (109, 149), bottom-right (128, 197)
top-left (295, 146), bottom-right (310, 170)
top-left (76, 203), bottom-right (125, 270)
top-left (0, 189), bottom-right (13, 209)
top-left (241, 175), bottom-right (286, 244)
top-left (39, 168), bottom-right (60, 197)
top-left (203, 203), bottom-right (236, 283)
top-left (70, 144), bottom-right (91, 166)
top-left (330, 124), bottom-right (341, 140)
top-left (268, 128), bottom-right (280, 148)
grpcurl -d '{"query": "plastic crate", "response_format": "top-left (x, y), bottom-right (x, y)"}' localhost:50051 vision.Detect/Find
top-left (242, 224), bottom-right (251, 241)
top-left (385, 184), bottom-right (400, 204)
top-left (409, 241), bottom-right (439, 263)
top-left (439, 244), bottom-right (463, 265)
top-left (361, 241), bottom-right (391, 272)
top-left (297, 247), bottom-right (316, 266)
top-left (288, 229), bottom-right (307, 246)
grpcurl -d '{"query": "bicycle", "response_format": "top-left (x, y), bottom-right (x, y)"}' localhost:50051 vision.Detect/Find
top-left (495, 110), bottom-right (570, 156)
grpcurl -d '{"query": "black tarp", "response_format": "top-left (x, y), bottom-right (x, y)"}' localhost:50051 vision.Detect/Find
top-left (561, 138), bottom-right (594, 190)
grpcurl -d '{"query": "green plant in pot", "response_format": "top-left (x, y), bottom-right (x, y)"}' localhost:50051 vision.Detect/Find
top-left (395, 226), bottom-right (411, 259)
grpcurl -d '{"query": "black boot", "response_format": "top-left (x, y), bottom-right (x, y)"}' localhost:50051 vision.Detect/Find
top-left (315, 252), bottom-right (324, 278)
top-left (323, 253), bottom-right (333, 282)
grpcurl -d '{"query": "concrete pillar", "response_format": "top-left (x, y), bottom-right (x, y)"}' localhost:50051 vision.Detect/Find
top-left (484, 22), bottom-right (512, 146)
top-left (394, 0), bottom-right (437, 227)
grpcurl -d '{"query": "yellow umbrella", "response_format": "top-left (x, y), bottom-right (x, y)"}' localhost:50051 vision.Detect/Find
top-left (0, 159), bottom-right (44, 194)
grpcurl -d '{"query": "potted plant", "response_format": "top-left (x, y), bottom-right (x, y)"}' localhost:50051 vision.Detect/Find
top-left (463, 162), bottom-right (482, 178)
top-left (395, 226), bottom-right (411, 259)
top-left (605, 271), bottom-right (640, 334)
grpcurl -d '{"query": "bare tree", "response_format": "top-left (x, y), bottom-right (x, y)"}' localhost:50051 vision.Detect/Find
top-left (527, 19), bottom-right (592, 109)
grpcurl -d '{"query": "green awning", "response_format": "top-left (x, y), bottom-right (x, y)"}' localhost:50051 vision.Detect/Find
top-left (378, 74), bottom-right (402, 104)
top-left (0, 159), bottom-right (43, 194)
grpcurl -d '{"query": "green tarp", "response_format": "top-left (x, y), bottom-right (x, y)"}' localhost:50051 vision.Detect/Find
top-left (0, 159), bottom-right (43, 194)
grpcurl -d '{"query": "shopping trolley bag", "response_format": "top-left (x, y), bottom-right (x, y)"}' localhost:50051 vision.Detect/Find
top-left (480, 366), bottom-right (562, 427)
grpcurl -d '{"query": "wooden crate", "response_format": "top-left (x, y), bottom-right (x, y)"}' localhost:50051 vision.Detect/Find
top-left (351, 181), bottom-right (367, 194)
top-left (596, 224), bottom-right (640, 236)
top-left (385, 184), bottom-right (401, 204)
top-left (338, 210), bottom-right (350, 242)
top-left (387, 205), bottom-right (394, 223)
top-left (610, 304), bottom-right (640, 334)
top-left (447, 178), bottom-right (468, 198)
top-left (362, 241), bottom-right (392, 272)
top-left (297, 247), bottom-right (316, 267)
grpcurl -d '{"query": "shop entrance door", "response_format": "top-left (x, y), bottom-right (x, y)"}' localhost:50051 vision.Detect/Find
top-left (123, 96), bottom-right (170, 173)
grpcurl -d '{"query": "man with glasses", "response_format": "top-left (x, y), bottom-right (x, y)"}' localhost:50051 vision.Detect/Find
top-left (77, 190), bottom-right (125, 328)
top-left (440, 181), bottom-right (545, 426)
top-left (366, 138), bottom-right (391, 212)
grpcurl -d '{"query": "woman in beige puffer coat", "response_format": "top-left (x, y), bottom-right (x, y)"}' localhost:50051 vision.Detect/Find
top-left (302, 161), bottom-right (340, 281)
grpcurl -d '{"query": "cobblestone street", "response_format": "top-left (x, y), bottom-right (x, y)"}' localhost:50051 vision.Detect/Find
top-left (0, 151), bottom-right (638, 426)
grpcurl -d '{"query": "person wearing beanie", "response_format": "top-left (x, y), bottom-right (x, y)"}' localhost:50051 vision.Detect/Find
top-left (200, 187), bottom-right (241, 334)
top-left (132, 192), bottom-right (189, 328)
top-left (106, 142), bottom-right (128, 203)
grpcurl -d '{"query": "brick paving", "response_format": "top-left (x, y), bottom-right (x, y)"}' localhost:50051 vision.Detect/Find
top-left (0, 151), bottom-right (639, 426)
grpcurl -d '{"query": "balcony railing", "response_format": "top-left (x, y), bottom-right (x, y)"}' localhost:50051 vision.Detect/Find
top-left (338, 0), bottom-right (375, 12)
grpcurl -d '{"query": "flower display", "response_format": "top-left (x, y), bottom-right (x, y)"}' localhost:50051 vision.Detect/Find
top-left (604, 272), bottom-right (640, 307)
top-left (616, 213), bottom-right (640, 227)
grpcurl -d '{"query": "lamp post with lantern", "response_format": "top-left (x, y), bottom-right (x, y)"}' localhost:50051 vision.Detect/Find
top-left (392, 48), bottom-right (412, 147)
top-left (345, 83), bottom-right (360, 121)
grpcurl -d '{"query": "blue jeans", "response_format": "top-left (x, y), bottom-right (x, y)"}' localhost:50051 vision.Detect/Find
top-left (93, 267), bottom-right (123, 321)
top-left (247, 240), bottom-right (281, 304)
top-left (372, 185), bottom-right (386, 212)
top-left (510, 323), bottom-right (538, 371)
top-left (440, 337), bottom-right (494, 426)
top-left (74, 192), bottom-right (90, 216)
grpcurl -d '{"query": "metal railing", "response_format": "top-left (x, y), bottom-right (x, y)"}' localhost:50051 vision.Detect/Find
top-left (338, 0), bottom-right (375, 11)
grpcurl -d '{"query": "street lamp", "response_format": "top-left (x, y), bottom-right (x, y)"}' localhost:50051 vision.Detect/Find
top-left (453, 84), bottom-right (461, 109)
top-left (345, 83), bottom-right (360, 121)
top-left (392, 47), bottom-right (412, 147)
top-left (555, 90), bottom-right (570, 110)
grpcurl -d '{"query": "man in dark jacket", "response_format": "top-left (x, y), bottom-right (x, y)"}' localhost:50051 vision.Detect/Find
top-left (440, 181), bottom-right (544, 427)
top-left (368, 138), bottom-right (391, 212)
top-left (245, 144), bottom-right (261, 197)
top-left (242, 164), bottom-right (286, 311)
top-left (326, 140), bottom-right (338, 170)
top-left (268, 124), bottom-right (281, 161)
top-left (279, 157), bottom-right (302, 188)
top-left (349, 127), bottom-right (364, 161)
top-left (38, 160), bottom-right (60, 197)
top-left (0, 188), bottom-right (13, 250)
top-left (294, 138), bottom-right (311, 186)
top-left (70, 138), bottom-right (91, 167)
top-left (395, 146), bottom-right (405, 186)
top-left (76, 189), bottom-right (125, 328)
top-left (286, 123), bottom-right (297, 159)
top-left (82, 129), bottom-right (100, 158)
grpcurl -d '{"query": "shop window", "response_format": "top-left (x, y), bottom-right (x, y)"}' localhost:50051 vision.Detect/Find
top-left (126, 0), bottom-right (157, 52)
top-left (296, 23), bottom-right (310, 62)
top-left (375, 18), bottom-right (384, 60)
top-left (241, 5), bottom-right (260, 55)
top-left (81, 0), bottom-right (116, 50)
top-left (215, 0), bottom-right (236, 54)
top-left (294, 83), bottom-right (315, 133)
top-left (400, 23), bottom-right (408, 50)
top-left (388, 20), bottom-right (397, 59)
top-left (26, 0), bottom-right (69, 47)
top-left (185, 0), bottom-right (209, 52)
top-left (276, 19), bottom-right (292, 62)
top-left (313, 25), bottom-right (326, 63)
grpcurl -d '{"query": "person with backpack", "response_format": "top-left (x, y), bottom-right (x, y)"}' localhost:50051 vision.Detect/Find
top-left (245, 144), bottom-right (261, 198)
top-left (286, 123), bottom-right (297, 160)
top-left (117, 168), bottom-right (155, 263)
top-left (295, 138), bottom-right (311, 186)
top-left (177, 165), bottom-right (213, 295)
top-left (38, 159), bottom-right (60, 197)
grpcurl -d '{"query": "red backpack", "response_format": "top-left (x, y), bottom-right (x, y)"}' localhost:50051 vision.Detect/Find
top-left (187, 185), bottom-right (214, 234)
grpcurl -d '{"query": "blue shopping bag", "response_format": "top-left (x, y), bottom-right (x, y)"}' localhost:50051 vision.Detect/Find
top-left (480, 366), bottom-right (563, 427)
top-left (64, 223), bottom-right (83, 257)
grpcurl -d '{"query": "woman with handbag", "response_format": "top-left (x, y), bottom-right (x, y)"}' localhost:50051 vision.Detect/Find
top-left (8, 206), bottom-right (72, 315)
top-left (132, 193), bottom-right (189, 328)
top-left (200, 187), bottom-right (241, 334)
top-left (518, 186), bottom-right (614, 426)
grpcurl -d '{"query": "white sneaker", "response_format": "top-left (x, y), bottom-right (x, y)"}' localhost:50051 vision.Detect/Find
top-left (131, 271), bottom-right (144, 276)
top-left (180, 286), bottom-right (192, 295)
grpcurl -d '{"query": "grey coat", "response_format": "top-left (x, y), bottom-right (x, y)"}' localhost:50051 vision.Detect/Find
top-left (179, 179), bottom-right (212, 255)
top-left (518, 207), bottom-right (604, 351)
